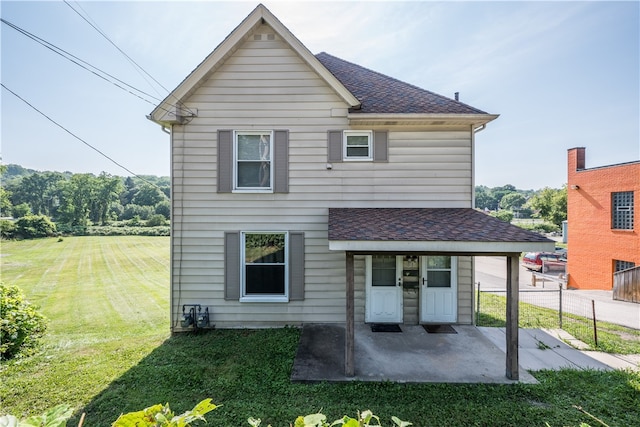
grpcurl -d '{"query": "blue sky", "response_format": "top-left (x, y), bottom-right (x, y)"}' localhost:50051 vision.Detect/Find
top-left (2, 1), bottom-right (638, 189)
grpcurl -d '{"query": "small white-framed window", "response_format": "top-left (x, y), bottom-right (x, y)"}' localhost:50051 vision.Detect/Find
top-left (240, 231), bottom-right (288, 302)
top-left (343, 131), bottom-right (373, 161)
top-left (234, 131), bottom-right (273, 191)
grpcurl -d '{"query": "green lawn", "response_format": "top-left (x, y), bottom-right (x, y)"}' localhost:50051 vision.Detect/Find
top-left (1, 236), bottom-right (639, 426)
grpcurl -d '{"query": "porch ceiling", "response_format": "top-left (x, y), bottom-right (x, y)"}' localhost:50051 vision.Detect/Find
top-left (328, 208), bottom-right (554, 254)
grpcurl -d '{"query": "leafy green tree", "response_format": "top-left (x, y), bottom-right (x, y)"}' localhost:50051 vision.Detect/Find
top-left (91, 173), bottom-right (124, 225)
top-left (132, 184), bottom-right (165, 206)
top-left (120, 176), bottom-right (137, 205)
top-left (12, 202), bottom-right (31, 218)
top-left (0, 183), bottom-right (12, 217)
top-left (57, 174), bottom-right (97, 226)
top-left (122, 204), bottom-right (154, 220)
top-left (474, 186), bottom-right (495, 210)
top-left (155, 200), bottom-right (171, 219)
top-left (499, 192), bottom-right (526, 211)
top-left (526, 186), bottom-right (567, 227)
top-left (7, 172), bottom-right (65, 216)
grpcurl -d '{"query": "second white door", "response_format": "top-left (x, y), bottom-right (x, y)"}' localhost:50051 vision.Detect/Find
top-left (420, 256), bottom-right (457, 323)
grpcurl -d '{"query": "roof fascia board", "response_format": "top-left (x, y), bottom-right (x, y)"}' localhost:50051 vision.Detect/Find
top-left (150, 4), bottom-right (359, 124)
top-left (348, 113), bottom-right (500, 126)
top-left (329, 240), bottom-right (554, 253)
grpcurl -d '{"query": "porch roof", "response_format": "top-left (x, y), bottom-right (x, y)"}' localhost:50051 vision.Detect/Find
top-left (328, 208), bottom-right (554, 254)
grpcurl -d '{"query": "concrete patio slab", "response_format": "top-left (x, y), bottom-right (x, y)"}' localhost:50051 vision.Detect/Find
top-left (291, 324), bottom-right (538, 384)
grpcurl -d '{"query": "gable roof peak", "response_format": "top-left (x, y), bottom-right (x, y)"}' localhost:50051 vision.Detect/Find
top-left (149, 4), bottom-right (359, 124)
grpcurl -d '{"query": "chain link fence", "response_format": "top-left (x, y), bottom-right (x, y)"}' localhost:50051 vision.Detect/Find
top-left (475, 283), bottom-right (607, 349)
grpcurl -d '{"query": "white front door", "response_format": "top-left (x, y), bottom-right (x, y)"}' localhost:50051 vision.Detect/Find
top-left (420, 256), bottom-right (457, 323)
top-left (366, 255), bottom-right (403, 323)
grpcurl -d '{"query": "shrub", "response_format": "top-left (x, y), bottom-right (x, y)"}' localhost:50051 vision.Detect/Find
top-left (1, 401), bottom-right (414, 427)
top-left (15, 215), bottom-right (57, 239)
top-left (0, 283), bottom-right (48, 360)
top-left (122, 204), bottom-right (154, 221)
top-left (515, 221), bottom-right (559, 234)
top-left (489, 210), bottom-right (513, 223)
top-left (0, 219), bottom-right (16, 239)
top-left (146, 214), bottom-right (167, 227)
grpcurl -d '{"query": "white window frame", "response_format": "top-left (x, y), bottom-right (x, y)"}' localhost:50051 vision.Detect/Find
top-left (240, 231), bottom-right (289, 303)
top-left (343, 130), bottom-right (373, 161)
top-left (233, 130), bottom-right (274, 193)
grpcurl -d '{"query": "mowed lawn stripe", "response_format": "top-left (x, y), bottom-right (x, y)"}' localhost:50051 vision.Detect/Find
top-left (1, 236), bottom-right (170, 342)
top-left (96, 237), bottom-right (168, 331)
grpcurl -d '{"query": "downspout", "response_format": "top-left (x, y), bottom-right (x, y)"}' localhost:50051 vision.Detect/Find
top-left (471, 122), bottom-right (489, 326)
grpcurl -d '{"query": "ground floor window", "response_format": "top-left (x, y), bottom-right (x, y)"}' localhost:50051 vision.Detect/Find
top-left (241, 232), bottom-right (288, 301)
top-left (615, 259), bottom-right (635, 272)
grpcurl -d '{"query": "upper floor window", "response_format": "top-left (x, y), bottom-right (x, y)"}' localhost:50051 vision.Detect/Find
top-left (343, 131), bottom-right (373, 161)
top-left (235, 131), bottom-right (272, 191)
top-left (612, 191), bottom-right (634, 230)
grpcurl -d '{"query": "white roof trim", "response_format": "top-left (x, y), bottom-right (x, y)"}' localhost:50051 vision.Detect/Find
top-left (149, 4), bottom-right (360, 124)
top-left (329, 240), bottom-right (554, 254)
top-left (348, 113), bottom-right (500, 126)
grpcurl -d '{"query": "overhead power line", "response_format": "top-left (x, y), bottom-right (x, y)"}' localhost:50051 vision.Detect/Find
top-left (1, 82), bottom-right (167, 194)
top-left (1, 18), bottom-right (167, 108)
top-left (63, 0), bottom-right (194, 116)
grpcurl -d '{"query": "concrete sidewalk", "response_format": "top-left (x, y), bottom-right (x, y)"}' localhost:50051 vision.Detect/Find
top-left (478, 327), bottom-right (639, 371)
top-left (291, 324), bottom-right (638, 385)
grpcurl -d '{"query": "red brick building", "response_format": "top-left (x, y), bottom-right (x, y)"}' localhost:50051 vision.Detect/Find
top-left (567, 147), bottom-right (639, 289)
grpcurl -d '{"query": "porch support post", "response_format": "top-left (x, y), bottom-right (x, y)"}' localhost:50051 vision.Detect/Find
top-left (506, 253), bottom-right (520, 380)
top-left (345, 251), bottom-right (355, 376)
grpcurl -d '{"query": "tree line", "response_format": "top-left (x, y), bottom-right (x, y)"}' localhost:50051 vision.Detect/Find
top-left (1, 164), bottom-right (567, 237)
top-left (1, 164), bottom-right (170, 237)
top-left (475, 184), bottom-right (567, 229)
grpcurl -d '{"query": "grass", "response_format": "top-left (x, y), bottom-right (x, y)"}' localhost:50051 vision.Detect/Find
top-left (477, 292), bottom-right (640, 354)
top-left (1, 236), bottom-right (640, 426)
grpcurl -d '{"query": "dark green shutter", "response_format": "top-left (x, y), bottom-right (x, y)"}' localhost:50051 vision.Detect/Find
top-left (289, 231), bottom-right (305, 300)
top-left (327, 130), bottom-right (343, 162)
top-left (373, 131), bottom-right (388, 162)
top-left (217, 130), bottom-right (233, 193)
top-left (274, 130), bottom-right (289, 193)
top-left (224, 231), bottom-right (240, 300)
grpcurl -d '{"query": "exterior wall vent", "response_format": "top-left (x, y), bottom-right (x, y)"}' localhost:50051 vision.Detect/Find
top-left (253, 34), bottom-right (262, 41)
top-left (267, 34), bottom-right (275, 40)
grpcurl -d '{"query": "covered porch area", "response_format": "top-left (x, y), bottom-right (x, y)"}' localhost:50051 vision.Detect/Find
top-left (327, 208), bottom-right (554, 381)
top-left (291, 323), bottom-right (538, 384)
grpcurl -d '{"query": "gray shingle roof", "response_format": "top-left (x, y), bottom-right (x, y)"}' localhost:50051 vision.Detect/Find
top-left (328, 208), bottom-right (552, 243)
top-left (316, 52), bottom-right (488, 115)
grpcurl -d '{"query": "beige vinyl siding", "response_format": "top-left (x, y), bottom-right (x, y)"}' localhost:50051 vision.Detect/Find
top-left (170, 24), bottom-right (475, 328)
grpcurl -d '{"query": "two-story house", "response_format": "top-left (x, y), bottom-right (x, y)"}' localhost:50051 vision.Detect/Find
top-left (149, 4), bottom-right (552, 379)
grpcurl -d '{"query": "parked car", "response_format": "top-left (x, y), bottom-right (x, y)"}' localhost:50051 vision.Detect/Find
top-left (522, 252), bottom-right (567, 272)
top-left (554, 246), bottom-right (568, 259)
